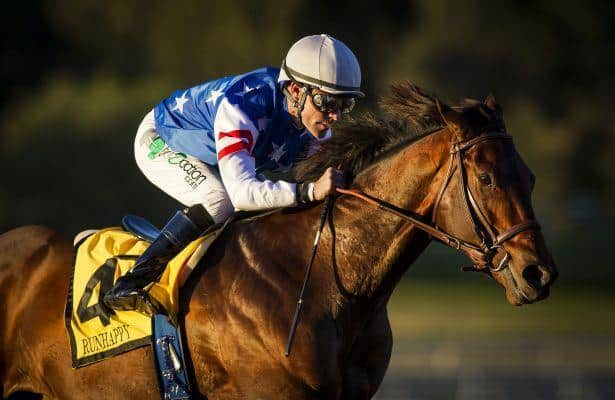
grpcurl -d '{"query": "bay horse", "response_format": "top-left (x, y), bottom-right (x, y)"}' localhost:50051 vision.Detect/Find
top-left (0, 83), bottom-right (556, 399)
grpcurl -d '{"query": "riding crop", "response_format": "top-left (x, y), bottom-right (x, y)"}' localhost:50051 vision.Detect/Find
top-left (285, 195), bottom-right (332, 357)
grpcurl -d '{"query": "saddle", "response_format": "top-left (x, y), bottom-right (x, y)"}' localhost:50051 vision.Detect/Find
top-left (66, 210), bottom-right (277, 399)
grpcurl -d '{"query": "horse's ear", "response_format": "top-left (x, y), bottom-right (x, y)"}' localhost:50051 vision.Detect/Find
top-left (484, 93), bottom-right (506, 132)
top-left (484, 94), bottom-right (503, 116)
top-left (436, 101), bottom-right (467, 141)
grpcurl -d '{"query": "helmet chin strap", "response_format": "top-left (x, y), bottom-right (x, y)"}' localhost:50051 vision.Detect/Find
top-left (283, 84), bottom-right (308, 128)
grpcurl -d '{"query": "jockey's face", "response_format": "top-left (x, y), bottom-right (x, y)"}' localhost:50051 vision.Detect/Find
top-left (286, 82), bottom-right (343, 139)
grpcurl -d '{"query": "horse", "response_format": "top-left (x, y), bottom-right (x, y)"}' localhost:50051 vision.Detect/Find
top-left (0, 82), bottom-right (557, 399)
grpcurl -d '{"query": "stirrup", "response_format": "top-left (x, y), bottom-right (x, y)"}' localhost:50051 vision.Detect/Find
top-left (135, 292), bottom-right (162, 315)
top-left (104, 288), bottom-right (162, 315)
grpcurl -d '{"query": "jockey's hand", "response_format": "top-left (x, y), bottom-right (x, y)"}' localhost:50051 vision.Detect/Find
top-left (313, 167), bottom-right (345, 201)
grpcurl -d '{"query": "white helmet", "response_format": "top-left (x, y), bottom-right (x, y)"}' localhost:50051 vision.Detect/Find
top-left (279, 34), bottom-right (364, 98)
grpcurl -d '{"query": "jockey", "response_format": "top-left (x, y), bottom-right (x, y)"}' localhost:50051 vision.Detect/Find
top-left (104, 34), bottom-right (364, 313)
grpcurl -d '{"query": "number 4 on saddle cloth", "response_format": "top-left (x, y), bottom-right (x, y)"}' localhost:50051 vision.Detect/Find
top-left (65, 215), bottom-right (226, 399)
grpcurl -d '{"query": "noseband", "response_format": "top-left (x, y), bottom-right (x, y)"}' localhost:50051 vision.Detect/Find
top-left (337, 130), bottom-right (540, 273)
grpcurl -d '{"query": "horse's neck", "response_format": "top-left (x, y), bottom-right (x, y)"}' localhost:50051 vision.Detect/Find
top-left (328, 129), bottom-right (450, 302)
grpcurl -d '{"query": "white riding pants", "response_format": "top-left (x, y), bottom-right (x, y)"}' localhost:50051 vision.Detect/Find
top-left (134, 110), bottom-right (234, 223)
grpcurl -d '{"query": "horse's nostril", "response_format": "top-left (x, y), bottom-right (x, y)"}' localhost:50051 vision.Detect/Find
top-left (522, 264), bottom-right (544, 289)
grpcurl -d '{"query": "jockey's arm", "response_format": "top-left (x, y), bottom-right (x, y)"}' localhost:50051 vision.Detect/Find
top-left (218, 152), bottom-right (300, 210)
top-left (214, 97), bottom-right (304, 210)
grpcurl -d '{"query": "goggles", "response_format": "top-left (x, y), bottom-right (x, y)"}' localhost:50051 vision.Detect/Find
top-left (307, 90), bottom-right (356, 114)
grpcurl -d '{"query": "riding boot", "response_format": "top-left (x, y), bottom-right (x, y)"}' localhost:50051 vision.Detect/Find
top-left (103, 205), bottom-right (212, 314)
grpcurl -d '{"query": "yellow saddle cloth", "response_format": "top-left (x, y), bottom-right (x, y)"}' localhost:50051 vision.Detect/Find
top-left (65, 227), bottom-right (216, 368)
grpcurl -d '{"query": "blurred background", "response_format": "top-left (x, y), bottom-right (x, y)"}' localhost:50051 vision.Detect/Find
top-left (1, 1), bottom-right (614, 398)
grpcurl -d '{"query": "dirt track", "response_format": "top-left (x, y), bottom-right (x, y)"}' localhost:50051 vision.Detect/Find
top-left (375, 336), bottom-right (615, 399)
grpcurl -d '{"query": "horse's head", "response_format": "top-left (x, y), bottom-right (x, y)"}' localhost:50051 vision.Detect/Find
top-left (296, 82), bottom-right (557, 305)
top-left (433, 95), bottom-right (557, 305)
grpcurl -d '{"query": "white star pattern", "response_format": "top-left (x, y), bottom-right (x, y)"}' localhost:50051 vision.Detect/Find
top-left (206, 89), bottom-right (224, 103)
top-left (171, 91), bottom-right (190, 113)
top-left (268, 142), bottom-right (287, 163)
top-left (235, 83), bottom-right (261, 98)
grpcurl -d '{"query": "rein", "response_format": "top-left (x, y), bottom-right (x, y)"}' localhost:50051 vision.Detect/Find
top-left (337, 131), bottom-right (540, 273)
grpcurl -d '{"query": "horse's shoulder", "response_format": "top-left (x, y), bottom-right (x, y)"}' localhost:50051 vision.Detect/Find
top-left (4, 224), bottom-right (55, 235)
top-left (0, 225), bottom-right (69, 263)
top-left (1, 224), bottom-right (64, 243)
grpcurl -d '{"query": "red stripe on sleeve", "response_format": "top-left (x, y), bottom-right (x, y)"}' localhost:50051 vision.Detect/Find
top-left (217, 130), bottom-right (254, 160)
top-left (218, 141), bottom-right (251, 160)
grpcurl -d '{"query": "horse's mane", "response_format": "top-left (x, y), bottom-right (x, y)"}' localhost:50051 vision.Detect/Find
top-left (294, 81), bottom-right (502, 181)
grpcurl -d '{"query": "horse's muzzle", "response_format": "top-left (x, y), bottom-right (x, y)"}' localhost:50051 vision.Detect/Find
top-left (522, 263), bottom-right (557, 290)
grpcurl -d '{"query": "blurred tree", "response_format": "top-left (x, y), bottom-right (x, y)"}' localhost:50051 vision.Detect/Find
top-left (1, 3), bottom-right (60, 110)
top-left (1, 0), bottom-right (613, 281)
top-left (378, 0), bottom-right (615, 231)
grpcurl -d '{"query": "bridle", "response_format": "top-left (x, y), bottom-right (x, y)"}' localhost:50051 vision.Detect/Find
top-left (337, 129), bottom-right (541, 273)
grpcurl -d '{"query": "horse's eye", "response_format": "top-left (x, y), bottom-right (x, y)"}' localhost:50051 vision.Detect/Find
top-left (478, 173), bottom-right (492, 187)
